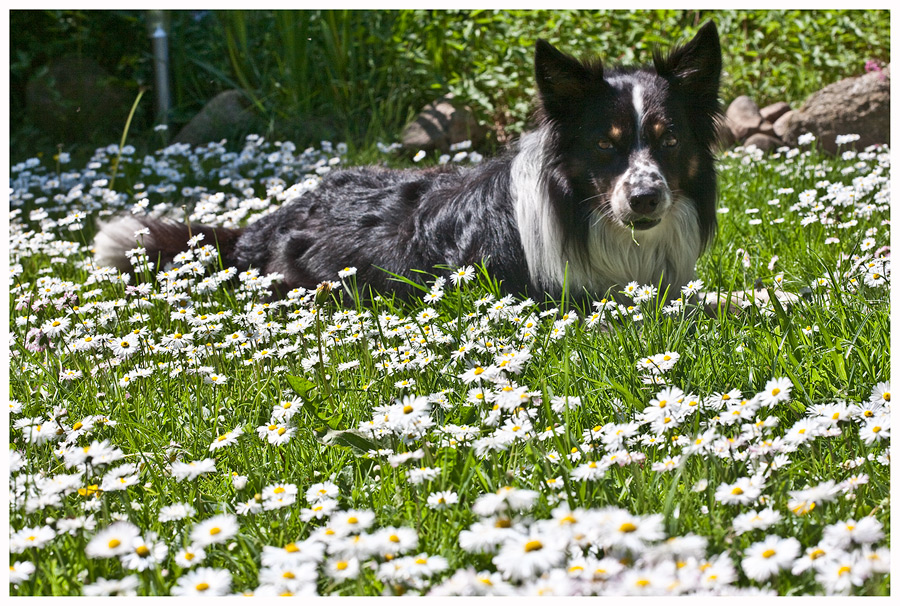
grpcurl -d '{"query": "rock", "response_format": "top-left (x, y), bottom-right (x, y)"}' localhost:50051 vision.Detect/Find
top-left (778, 65), bottom-right (890, 153)
top-left (401, 95), bottom-right (487, 153)
top-left (772, 110), bottom-right (796, 139)
top-left (759, 101), bottom-right (791, 124)
top-left (724, 95), bottom-right (764, 141)
top-left (744, 133), bottom-right (784, 153)
top-left (173, 90), bottom-right (259, 146)
top-left (25, 55), bottom-right (132, 145)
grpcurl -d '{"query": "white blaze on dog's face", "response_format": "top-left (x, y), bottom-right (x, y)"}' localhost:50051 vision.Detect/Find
top-left (606, 81), bottom-right (675, 232)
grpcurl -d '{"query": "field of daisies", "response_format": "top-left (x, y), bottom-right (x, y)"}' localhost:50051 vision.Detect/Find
top-left (8, 132), bottom-right (890, 596)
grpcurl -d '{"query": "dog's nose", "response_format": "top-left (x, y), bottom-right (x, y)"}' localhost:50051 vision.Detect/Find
top-left (629, 188), bottom-right (663, 215)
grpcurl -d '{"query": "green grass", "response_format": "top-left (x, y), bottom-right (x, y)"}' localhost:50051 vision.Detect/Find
top-left (8, 136), bottom-right (890, 596)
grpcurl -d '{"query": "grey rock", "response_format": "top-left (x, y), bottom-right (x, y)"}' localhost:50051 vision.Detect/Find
top-left (173, 90), bottom-right (259, 146)
top-left (778, 65), bottom-right (890, 153)
top-left (759, 101), bottom-right (791, 124)
top-left (401, 95), bottom-right (487, 153)
top-left (725, 95), bottom-right (764, 141)
top-left (744, 133), bottom-right (785, 153)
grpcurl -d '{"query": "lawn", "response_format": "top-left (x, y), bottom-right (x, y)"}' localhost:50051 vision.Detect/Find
top-left (8, 134), bottom-right (890, 595)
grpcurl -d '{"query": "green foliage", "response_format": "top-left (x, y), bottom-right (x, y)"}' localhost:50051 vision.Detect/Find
top-left (10, 9), bottom-right (891, 160)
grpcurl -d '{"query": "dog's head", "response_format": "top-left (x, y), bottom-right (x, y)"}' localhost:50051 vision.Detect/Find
top-left (534, 21), bottom-right (721, 244)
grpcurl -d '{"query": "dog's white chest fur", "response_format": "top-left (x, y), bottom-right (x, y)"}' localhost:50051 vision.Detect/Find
top-left (511, 131), bottom-right (701, 299)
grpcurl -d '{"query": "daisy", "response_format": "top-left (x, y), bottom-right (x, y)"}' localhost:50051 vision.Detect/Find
top-left (757, 377), bottom-right (793, 406)
top-left (733, 508), bottom-right (782, 535)
top-left (85, 522), bottom-right (141, 559)
top-left (171, 458), bottom-right (217, 481)
top-left (372, 526), bottom-right (419, 557)
top-left (170, 567), bottom-right (232, 596)
top-left (741, 535), bottom-right (801, 581)
top-left (330, 509), bottom-right (375, 536)
top-left (714, 477), bottom-right (762, 506)
top-left (175, 545), bottom-right (206, 568)
top-left (324, 556), bottom-right (361, 581)
top-left (821, 517), bottom-right (884, 548)
top-left (82, 575), bottom-right (140, 596)
top-left (300, 498), bottom-right (339, 522)
top-left (120, 533), bottom-right (169, 571)
top-left (9, 525), bottom-right (57, 553)
top-left (209, 426), bottom-right (244, 451)
top-left (306, 480), bottom-right (339, 504)
top-left (427, 490), bottom-right (459, 509)
top-left (190, 514), bottom-right (239, 547)
top-left (9, 560), bottom-right (36, 584)
top-left (492, 532), bottom-right (567, 580)
top-left (450, 265), bottom-right (475, 285)
top-left (815, 553), bottom-right (870, 594)
top-left (858, 415), bottom-right (890, 445)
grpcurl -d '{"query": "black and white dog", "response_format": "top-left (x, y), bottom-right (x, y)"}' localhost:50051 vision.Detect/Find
top-left (96, 22), bottom-right (723, 304)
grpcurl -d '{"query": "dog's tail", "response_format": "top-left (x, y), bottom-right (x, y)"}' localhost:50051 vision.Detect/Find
top-left (93, 216), bottom-right (244, 273)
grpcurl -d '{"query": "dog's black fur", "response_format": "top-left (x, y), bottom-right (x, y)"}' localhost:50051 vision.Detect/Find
top-left (95, 22), bottom-right (722, 303)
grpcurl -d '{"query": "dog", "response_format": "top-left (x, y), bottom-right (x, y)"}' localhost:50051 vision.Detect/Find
top-left (95, 22), bottom-right (724, 306)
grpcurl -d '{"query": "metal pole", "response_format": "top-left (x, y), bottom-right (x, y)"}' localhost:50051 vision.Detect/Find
top-left (146, 10), bottom-right (171, 126)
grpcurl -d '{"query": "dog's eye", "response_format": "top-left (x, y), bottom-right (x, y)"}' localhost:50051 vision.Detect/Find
top-left (662, 135), bottom-right (678, 148)
top-left (598, 138), bottom-right (614, 150)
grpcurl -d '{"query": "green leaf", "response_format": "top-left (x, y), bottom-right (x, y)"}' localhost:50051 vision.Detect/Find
top-left (285, 375), bottom-right (317, 397)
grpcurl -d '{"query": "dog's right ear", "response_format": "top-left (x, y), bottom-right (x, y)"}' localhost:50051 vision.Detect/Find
top-left (535, 39), bottom-right (602, 118)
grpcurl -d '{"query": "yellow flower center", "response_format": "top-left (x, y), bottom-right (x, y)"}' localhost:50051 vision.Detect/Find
top-left (136, 545), bottom-right (151, 557)
top-left (108, 539), bottom-right (121, 549)
top-left (336, 561), bottom-right (349, 571)
top-left (762, 549), bottom-right (777, 558)
top-left (209, 527), bottom-right (221, 536)
top-left (524, 540), bottom-right (543, 552)
top-left (195, 583), bottom-right (210, 591)
top-left (731, 487), bottom-right (744, 495)
top-left (619, 522), bottom-right (637, 533)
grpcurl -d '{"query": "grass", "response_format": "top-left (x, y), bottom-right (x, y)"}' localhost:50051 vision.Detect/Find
top-left (8, 133), bottom-right (890, 596)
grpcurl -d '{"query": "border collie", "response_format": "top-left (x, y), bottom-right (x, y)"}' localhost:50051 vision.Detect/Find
top-left (95, 22), bottom-right (722, 304)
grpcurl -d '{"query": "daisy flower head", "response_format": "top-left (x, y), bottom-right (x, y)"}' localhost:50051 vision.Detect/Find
top-left (741, 535), bottom-right (801, 582)
top-left (492, 531), bottom-right (567, 580)
top-left (208, 426), bottom-right (244, 451)
top-left (450, 265), bottom-right (475, 285)
top-left (10, 525), bottom-right (57, 553)
top-left (757, 377), bottom-right (793, 406)
top-left (170, 567), bottom-right (232, 596)
top-left (190, 514), bottom-right (239, 547)
top-left (714, 477), bottom-right (763, 506)
top-left (427, 490), bottom-right (459, 510)
top-left (306, 480), bottom-right (340, 504)
top-left (85, 522), bottom-right (141, 559)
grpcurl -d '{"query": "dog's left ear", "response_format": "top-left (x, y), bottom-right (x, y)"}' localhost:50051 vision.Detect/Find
top-left (653, 20), bottom-right (722, 102)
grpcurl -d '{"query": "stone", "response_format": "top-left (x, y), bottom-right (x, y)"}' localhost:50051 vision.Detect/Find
top-left (724, 95), bottom-right (764, 141)
top-left (26, 55), bottom-right (132, 145)
top-left (772, 110), bottom-right (796, 139)
top-left (759, 101), bottom-right (791, 124)
top-left (173, 90), bottom-right (259, 146)
top-left (778, 65), bottom-right (890, 154)
top-left (401, 95), bottom-right (487, 153)
top-left (744, 133), bottom-right (784, 153)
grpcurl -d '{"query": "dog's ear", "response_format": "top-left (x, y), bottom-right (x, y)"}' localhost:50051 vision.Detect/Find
top-left (534, 39), bottom-right (601, 117)
top-left (653, 20), bottom-right (722, 102)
